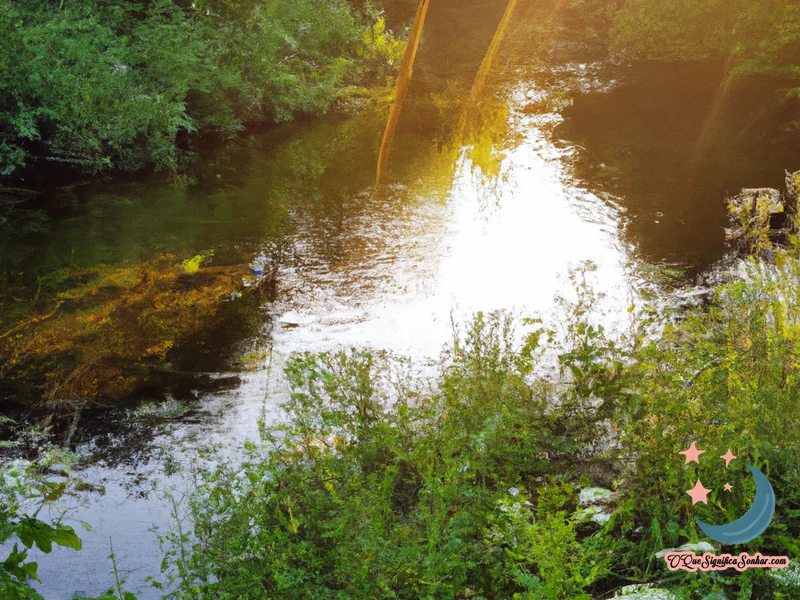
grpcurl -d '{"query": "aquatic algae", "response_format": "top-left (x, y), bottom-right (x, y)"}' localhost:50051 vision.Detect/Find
top-left (0, 255), bottom-right (255, 407)
top-left (181, 254), bottom-right (206, 275)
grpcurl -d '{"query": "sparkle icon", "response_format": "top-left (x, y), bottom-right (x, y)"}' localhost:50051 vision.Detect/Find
top-left (679, 442), bottom-right (705, 465)
top-left (721, 449), bottom-right (737, 468)
top-left (687, 480), bottom-right (711, 505)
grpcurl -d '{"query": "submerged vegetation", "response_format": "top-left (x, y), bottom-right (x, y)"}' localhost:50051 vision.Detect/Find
top-left (0, 254), bottom-right (257, 409)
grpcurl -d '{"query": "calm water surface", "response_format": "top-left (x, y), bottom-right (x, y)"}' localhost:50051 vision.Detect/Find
top-left (2, 2), bottom-right (798, 597)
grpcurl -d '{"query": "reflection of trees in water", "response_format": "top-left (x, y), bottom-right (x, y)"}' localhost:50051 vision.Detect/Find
top-left (70, 373), bottom-right (241, 474)
top-left (377, 0), bottom-right (431, 184)
top-left (373, 0), bottom-right (597, 205)
top-left (556, 60), bottom-right (800, 271)
top-left (376, 0), bottom-right (529, 193)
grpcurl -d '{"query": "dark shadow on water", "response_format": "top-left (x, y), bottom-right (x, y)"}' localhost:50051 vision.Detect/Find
top-left (557, 60), bottom-right (800, 275)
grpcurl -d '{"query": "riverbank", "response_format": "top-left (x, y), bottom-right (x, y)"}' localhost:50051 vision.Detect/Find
top-left (7, 244), bottom-right (800, 599)
top-left (169, 248), bottom-right (800, 599)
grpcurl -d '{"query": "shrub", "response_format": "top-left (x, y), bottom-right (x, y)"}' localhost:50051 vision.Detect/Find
top-left (0, 0), bottom-right (403, 179)
top-left (164, 254), bottom-right (800, 598)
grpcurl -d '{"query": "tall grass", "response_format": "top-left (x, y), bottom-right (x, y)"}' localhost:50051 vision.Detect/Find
top-left (162, 254), bottom-right (800, 598)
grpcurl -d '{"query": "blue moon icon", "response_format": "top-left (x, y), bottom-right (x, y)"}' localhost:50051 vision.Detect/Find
top-left (695, 464), bottom-right (776, 545)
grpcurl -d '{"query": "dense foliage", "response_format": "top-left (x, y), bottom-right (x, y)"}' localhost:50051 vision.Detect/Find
top-left (1, 0), bottom-right (797, 182)
top-left (0, 0), bottom-right (401, 178)
top-left (160, 254), bottom-right (800, 599)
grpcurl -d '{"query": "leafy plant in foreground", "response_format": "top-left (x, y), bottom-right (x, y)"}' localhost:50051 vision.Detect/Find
top-left (0, 459), bottom-right (82, 600)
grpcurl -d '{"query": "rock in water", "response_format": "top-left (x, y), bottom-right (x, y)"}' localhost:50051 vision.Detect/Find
top-left (726, 187), bottom-right (785, 251)
top-left (786, 169), bottom-right (800, 215)
top-left (730, 187), bottom-right (783, 216)
top-left (725, 170), bottom-right (800, 254)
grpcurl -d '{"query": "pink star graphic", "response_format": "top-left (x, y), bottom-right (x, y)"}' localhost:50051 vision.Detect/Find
top-left (687, 480), bottom-right (711, 505)
top-left (723, 483), bottom-right (733, 492)
top-left (679, 442), bottom-right (705, 464)
top-left (720, 449), bottom-right (737, 468)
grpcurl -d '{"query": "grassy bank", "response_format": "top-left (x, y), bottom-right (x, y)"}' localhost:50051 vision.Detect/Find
top-left (160, 253), bottom-right (800, 599)
top-left (4, 248), bottom-right (800, 598)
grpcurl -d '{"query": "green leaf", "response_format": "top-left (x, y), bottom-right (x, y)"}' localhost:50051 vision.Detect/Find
top-left (15, 519), bottom-right (82, 553)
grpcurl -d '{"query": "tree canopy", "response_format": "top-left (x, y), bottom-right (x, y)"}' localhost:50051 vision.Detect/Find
top-left (0, 0), bottom-right (399, 178)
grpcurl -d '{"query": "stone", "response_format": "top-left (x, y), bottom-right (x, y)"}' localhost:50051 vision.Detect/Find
top-left (577, 487), bottom-right (615, 525)
top-left (726, 187), bottom-right (789, 249)
top-left (613, 584), bottom-right (680, 599)
top-left (578, 505), bottom-right (612, 524)
top-left (730, 188), bottom-right (783, 216)
top-left (654, 541), bottom-right (716, 559)
top-left (578, 487), bottom-right (614, 506)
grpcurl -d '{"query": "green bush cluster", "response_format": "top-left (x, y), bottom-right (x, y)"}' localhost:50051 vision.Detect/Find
top-left (615, 253), bottom-right (800, 593)
top-left (6, 254), bottom-right (800, 598)
top-left (166, 311), bottom-right (607, 599)
top-left (567, 0), bottom-right (800, 120)
top-left (0, 0), bottom-right (402, 178)
top-left (163, 255), bottom-right (800, 599)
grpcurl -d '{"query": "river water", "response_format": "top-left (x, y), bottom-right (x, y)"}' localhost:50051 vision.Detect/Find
top-left (2, 1), bottom-right (798, 597)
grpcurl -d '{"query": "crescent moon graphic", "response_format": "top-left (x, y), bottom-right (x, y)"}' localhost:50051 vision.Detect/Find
top-left (695, 464), bottom-right (775, 545)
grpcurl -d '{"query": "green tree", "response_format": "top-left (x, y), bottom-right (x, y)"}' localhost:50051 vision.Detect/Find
top-left (0, 0), bottom-right (400, 178)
